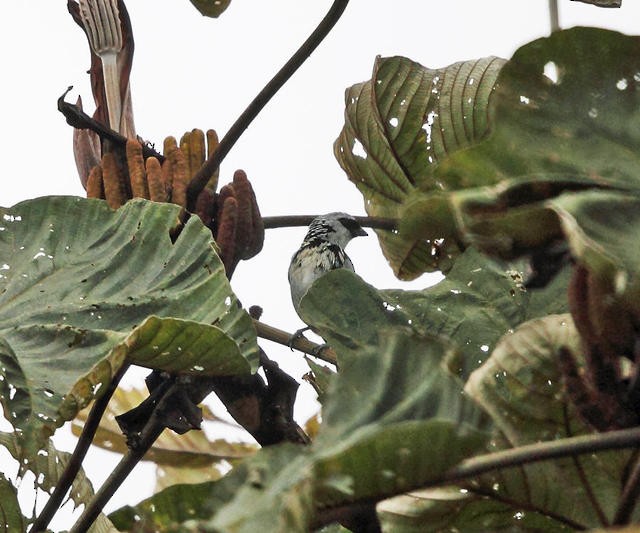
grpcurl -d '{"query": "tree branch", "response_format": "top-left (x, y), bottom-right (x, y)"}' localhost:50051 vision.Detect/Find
top-left (562, 402), bottom-right (608, 526)
top-left (68, 382), bottom-right (178, 533)
top-left (262, 215), bottom-right (396, 232)
top-left (186, 0), bottom-right (351, 211)
top-left (613, 451), bottom-right (640, 524)
top-left (253, 319), bottom-right (336, 365)
top-left (31, 363), bottom-right (130, 533)
top-left (549, 0), bottom-right (560, 33)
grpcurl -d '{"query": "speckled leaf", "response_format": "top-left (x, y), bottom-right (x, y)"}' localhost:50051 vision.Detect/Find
top-left (189, 0), bottom-right (231, 17)
top-left (0, 473), bottom-right (26, 532)
top-left (465, 314), bottom-right (633, 528)
top-left (334, 55), bottom-right (505, 279)
top-left (400, 28), bottom-right (640, 271)
top-left (0, 431), bottom-right (94, 506)
top-left (0, 431), bottom-right (119, 530)
top-left (109, 446), bottom-right (314, 532)
top-left (302, 248), bottom-right (568, 379)
top-left (381, 247), bottom-right (530, 379)
top-left (301, 273), bottom-right (489, 505)
top-left (110, 275), bottom-right (491, 531)
top-left (377, 488), bottom-right (571, 532)
top-left (109, 478), bottom-right (229, 530)
top-left (0, 196), bottom-right (258, 460)
top-left (118, 316), bottom-right (251, 375)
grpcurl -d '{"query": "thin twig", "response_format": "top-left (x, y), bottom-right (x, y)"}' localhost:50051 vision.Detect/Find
top-left (31, 363), bottom-right (130, 533)
top-left (262, 215), bottom-right (397, 232)
top-left (562, 403), bottom-right (609, 526)
top-left (68, 384), bottom-right (177, 532)
top-left (253, 319), bottom-right (336, 365)
top-left (186, 0), bottom-right (351, 211)
top-left (613, 452), bottom-right (640, 524)
top-left (549, 0), bottom-right (560, 33)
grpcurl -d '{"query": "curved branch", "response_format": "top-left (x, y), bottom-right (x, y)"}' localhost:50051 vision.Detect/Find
top-left (613, 452), bottom-right (640, 524)
top-left (262, 215), bottom-right (397, 232)
top-left (31, 363), bottom-right (130, 533)
top-left (186, 0), bottom-right (351, 210)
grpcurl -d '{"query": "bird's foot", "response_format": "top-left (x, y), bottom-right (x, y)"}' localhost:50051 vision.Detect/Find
top-left (310, 342), bottom-right (330, 357)
top-left (288, 326), bottom-right (310, 349)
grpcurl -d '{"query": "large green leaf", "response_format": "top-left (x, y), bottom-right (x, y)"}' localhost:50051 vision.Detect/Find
top-left (337, 29), bottom-right (640, 279)
top-left (381, 247), bottom-right (548, 378)
top-left (110, 446), bottom-right (314, 532)
top-left (400, 28), bottom-right (640, 271)
top-left (334, 55), bottom-right (505, 279)
top-left (312, 332), bottom-right (488, 508)
top-left (464, 314), bottom-right (634, 528)
top-left (302, 247), bottom-right (567, 380)
top-left (110, 272), bottom-right (490, 531)
top-left (0, 197), bottom-right (258, 458)
top-left (303, 273), bottom-right (489, 506)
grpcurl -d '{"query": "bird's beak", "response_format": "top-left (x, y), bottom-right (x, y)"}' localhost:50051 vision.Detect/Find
top-left (355, 226), bottom-right (368, 237)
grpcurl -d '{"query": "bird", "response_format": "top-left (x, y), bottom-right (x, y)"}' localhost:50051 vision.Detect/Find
top-left (288, 212), bottom-right (367, 321)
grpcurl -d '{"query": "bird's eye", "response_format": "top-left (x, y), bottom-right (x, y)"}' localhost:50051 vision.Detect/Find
top-left (339, 217), bottom-right (362, 235)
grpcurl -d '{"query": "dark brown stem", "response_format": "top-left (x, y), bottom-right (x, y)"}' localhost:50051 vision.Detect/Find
top-left (57, 87), bottom-right (163, 161)
top-left (31, 363), bottom-right (130, 533)
top-left (68, 383), bottom-right (179, 532)
top-left (262, 215), bottom-right (397, 232)
top-left (613, 452), bottom-right (640, 524)
top-left (186, 0), bottom-right (351, 211)
top-left (253, 319), bottom-right (336, 365)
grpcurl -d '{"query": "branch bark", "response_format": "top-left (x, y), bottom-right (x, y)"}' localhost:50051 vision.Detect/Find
top-left (31, 364), bottom-right (130, 533)
top-left (262, 215), bottom-right (396, 232)
top-left (253, 319), bottom-right (337, 365)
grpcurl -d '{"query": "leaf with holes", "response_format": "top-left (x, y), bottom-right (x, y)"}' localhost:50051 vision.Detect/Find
top-left (0, 472), bottom-right (26, 532)
top-left (0, 196), bottom-right (258, 461)
top-left (400, 28), bottom-right (640, 269)
top-left (334, 55), bottom-right (505, 279)
top-left (464, 314), bottom-right (633, 528)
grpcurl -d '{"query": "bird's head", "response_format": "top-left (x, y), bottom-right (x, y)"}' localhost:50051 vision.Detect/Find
top-left (303, 212), bottom-right (367, 249)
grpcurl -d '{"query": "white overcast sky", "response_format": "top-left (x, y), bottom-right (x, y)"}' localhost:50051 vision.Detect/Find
top-left (1, 1), bottom-right (639, 528)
